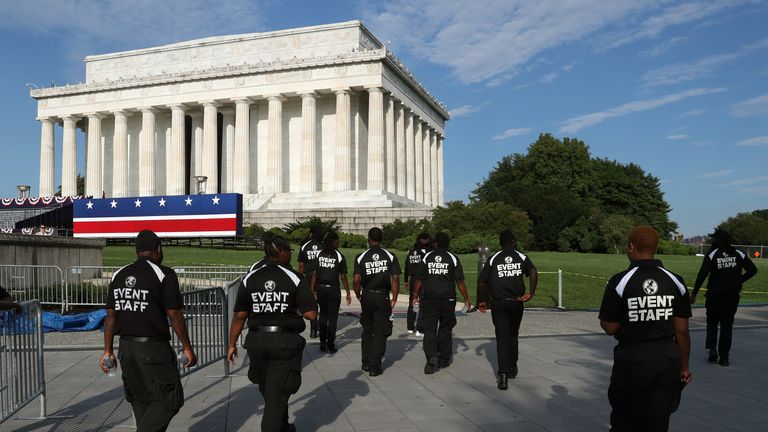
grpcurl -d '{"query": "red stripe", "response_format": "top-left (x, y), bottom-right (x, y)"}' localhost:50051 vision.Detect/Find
top-left (74, 218), bottom-right (236, 234)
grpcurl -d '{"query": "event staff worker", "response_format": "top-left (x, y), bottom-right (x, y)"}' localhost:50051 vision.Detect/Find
top-left (477, 229), bottom-right (537, 390)
top-left (308, 231), bottom-right (352, 354)
top-left (353, 227), bottom-right (401, 377)
top-left (228, 232), bottom-right (317, 432)
top-left (412, 232), bottom-right (471, 374)
top-left (404, 233), bottom-right (431, 336)
top-left (690, 229), bottom-right (757, 366)
top-left (599, 226), bottom-right (692, 432)
top-left (101, 229), bottom-right (197, 432)
top-left (298, 226), bottom-right (324, 338)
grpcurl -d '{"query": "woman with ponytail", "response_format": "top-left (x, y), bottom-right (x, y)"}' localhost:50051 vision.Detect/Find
top-left (308, 231), bottom-right (351, 353)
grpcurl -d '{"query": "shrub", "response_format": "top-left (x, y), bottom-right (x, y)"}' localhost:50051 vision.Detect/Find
top-left (658, 239), bottom-right (697, 256)
top-left (339, 232), bottom-right (368, 249)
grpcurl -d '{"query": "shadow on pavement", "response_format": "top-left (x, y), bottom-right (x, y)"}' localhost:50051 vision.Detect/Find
top-left (291, 370), bottom-right (369, 430)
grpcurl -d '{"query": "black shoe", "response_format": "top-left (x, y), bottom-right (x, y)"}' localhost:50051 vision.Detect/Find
top-left (310, 329), bottom-right (318, 339)
top-left (708, 349), bottom-right (718, 363)
top-left (284, 424), bottom-right (297, 432)
top-left (510, 365), bottom-right (518, 379)
top-left (719, 357), bottom-right (730, 367)
top-left (319, 343), bottom-right (327, 352)
top-left (328, 345), bottom-right (338, 354)
top-left (361, 364), bottom-right (370, 372)
top-left (369, 367), bottom-right (383, 377)
top-left (424, 357), bottom-right (439, 374)
top-left (438, 358), bottom-right (452, 369)
top-left (497, 373), bottom-right (509, 390)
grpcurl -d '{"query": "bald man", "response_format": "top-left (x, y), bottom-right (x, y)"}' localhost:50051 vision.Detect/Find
top-left (599, 226), bottom-right (692, 432)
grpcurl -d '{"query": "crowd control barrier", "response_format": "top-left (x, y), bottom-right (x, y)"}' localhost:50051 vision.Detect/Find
top-left (171, 287), bottom-right (230, 378)
top-left (0, 301), bottom-right (46, 423)
top-left (173, 266), bottom-right (250, 293)
top-left (64, 266), bottom-right (121, 310)
top-left (0, 266), bottom-right (65, 313)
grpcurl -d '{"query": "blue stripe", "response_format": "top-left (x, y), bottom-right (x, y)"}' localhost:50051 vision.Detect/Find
top-left (74, 193), bottom-right (242, 218)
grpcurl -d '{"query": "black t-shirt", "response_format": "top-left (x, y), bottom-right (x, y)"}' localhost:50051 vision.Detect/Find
top-left (249, 257), bottom-right (268, 273)
top-left (307, 249), bottom-right (347, 286)
top-left (599, 259), bottom-right (692, 343)
top-left (693, 247), bottom-right (758, 295)
top-left (354, 245), bottom-right (401, 292)
top-left (298, 239), bottom-right (323, 274)
top-left (416, 249), bottom-right (464, 299)
top-left (234, 262), bottom-right (317, 332)
top-left (107, 257), bottom-right (183, 339)
top-left (405, 247), bottom-right (430, 281)
top-left (478, 248), bottom-right (535, 301)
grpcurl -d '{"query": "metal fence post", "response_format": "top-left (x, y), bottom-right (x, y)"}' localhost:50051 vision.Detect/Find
top-left (557, 269), bottom-right (564, 310)
top-left (35, 303), bottom-right (46, 419)
top-left (223, 288), bottom-right (231, 377)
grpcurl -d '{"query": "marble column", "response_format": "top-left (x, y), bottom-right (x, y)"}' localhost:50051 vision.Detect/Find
top-left (414, 118), bottom-right (424, 203)
top-left (139, 108), bottom-right (156, 196)
top-left (222, 108), bottom-right (235, 193)
top-left (300, 92), bottom-right (317, 192)
top-left (112, 111), bottom-right (128, 197)
top-left (334, 89), bottom-right (352, 191)
top-left (201, 101), bottom-right (219, 194)
top-left (267, 95), bottom-right (284, 193)
top-left (438, 136), bottom-right (445, 206)
top-left (423, 126), bottom-right (432, 207)
top-left (61, 115), bottom-right (79, 196)
top-left (367, 87), bottom-right (385, 191)
top-left (395, 102), bottom-right (406, 197)
top-left (190, 112), bottom-right (203, 192)
top-left (385, 95), bottom-right (396, 194)
top-left (38, 117), bottom-right (55, 197)
top-left (166, 105), bottom-right (186, 195)
top-left (85, 113), bottom-right (104, 197)
top-left (431, 130), bottom-right (439, 206)
top-left (405, 110), bottom-right (415, 200)
top-left (233, 98), bottom-right (251, 194)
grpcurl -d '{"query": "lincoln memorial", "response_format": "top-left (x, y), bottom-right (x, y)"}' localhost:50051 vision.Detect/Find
top-left (30, 21), bottom-right (449, 232)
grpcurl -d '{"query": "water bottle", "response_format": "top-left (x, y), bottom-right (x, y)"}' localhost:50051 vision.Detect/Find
top-left (102, 355), bottom-right (117, 378)
top-left (414, 302), bottom-right (420, 313)
top-left (460, 303), bottom-right (470, 314)
top-left (177, 350), bottom-right (189, 366)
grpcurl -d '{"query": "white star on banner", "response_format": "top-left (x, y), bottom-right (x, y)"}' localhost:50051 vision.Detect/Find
top-left (134, 199), bottom-right (142, 208)
top-left (86, 201), bottom-right (94, 209)
top-left (110, 200), bottom-right (117, 208)
top-left (185, 197), bottom-right (193, 206)
top-left (158, 198), bottom-right (166, 207)
top-left (212, 196), bottom-right (220, 205)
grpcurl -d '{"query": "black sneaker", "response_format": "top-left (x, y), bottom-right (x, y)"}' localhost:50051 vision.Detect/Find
top-left (369, 367), bottom-right (383, 377)
top-left (319, 344), bottom-right (327, 352)
top-left (708, 350), bottom-right (718, 363)
top-left (497, 373), bottom-right (509, 390)
top-left (310, 329), bottom-right (318, 339)
top-left (510, 365), bottom-right (518, 379)
top-left (328, 345), bottom-right (338, 354)
top-left (438, 358), bottom-right (452, 369)
top-left (361, 364), bottom-right (370, 372)
top-left (424, 357), bottom-right (439, 374)
top-left (719, 357), bottom-right (730, 367)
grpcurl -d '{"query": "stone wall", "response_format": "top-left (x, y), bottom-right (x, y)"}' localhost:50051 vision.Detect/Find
top-left (0, 234), bottom-right (105, 268)
top-left (245, 207), bottom-right (433, 235)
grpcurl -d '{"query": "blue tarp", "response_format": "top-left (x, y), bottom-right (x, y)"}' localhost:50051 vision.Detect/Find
top-left (42, 309), bottom-right (107, 332)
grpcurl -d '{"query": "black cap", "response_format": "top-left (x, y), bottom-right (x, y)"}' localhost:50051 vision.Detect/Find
top-left (135, 229), bottom-right (161, 252)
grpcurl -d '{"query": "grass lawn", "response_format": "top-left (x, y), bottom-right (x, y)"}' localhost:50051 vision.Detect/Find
top-left (104, 246), bottom-right (768, 310)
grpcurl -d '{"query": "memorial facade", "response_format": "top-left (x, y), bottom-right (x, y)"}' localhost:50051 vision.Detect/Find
top-left (30, 21), bottom-right (449, 232)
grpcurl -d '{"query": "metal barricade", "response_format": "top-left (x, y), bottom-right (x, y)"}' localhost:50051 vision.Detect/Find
top-left (0, 300), bottom-right (46, 423)
top-left (65, 266), bottom-right (121, 310)
top-left (171, 287), bottom-right (230, 378)
top-left (0, 266), bottom-right (65, 313)
top-left (173, 266), bottom-right (250, 293)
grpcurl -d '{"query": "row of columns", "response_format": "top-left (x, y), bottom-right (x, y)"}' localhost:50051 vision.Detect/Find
top-left (37, 88), bottom-right (446, 206)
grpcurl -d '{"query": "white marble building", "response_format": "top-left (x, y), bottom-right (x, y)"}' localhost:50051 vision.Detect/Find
top-left (30, 21), bottom-right (449, 232)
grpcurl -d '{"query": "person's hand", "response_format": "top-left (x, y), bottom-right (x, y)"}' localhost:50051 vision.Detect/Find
top-left (464, 301), bottom-right (472, 312)
top-left (183, 347), bottom-right (197, 368)
top-left (346, 293), bottom-right (352, 306)
top-left (390, 298), bottom-right (397, 309)
top-left (518, 293), bottom-right (534, 302)
top-left (478, 302), bottom-right (487, 314)
top-left (411, 297), bottom-right (420, 308)
top-left (689, 295), bottom-right (697, 304)
top-left (312, 290), bottom-right (317, 299)
top-left (227, 346), bottom-right (238, 365)
top-left (680, 370), bottom-right (692, 386)
top-left (99, 351), bottom-right (116, 373)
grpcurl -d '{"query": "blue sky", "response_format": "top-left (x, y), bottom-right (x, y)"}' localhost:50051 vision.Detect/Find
top-left (0, 0), bottom-right (766, 237)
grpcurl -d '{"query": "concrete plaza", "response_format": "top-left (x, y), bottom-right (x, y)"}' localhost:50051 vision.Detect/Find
top-left (4, 305), bottom-right (768, 431)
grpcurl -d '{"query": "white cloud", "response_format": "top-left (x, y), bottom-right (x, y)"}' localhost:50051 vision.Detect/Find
top-left (0, 0), bottom-right (265, 60)
top-left (691, 140), bottom-right (714, 146)
top-left (731, 93), bottom-right (768, 117)
top-left (740, 186), bottom-right (768, 194)
top-left (718, 176), bottom-right (768, 188)
top-left (666, 134), bottom-right (688, 140)
top-left (641, 37), bottom-right (687, 57)
top-left (450, 101), bottom-right (490, 118)
top-left (364, 1), bottom-right (693, 84)
top-left (736, 136), bottom-right (768, 146)
top-left (642, 37), bottom-right (768, 87)
top-left (493, 128), bottom-right (531, 141)
top-left (558, 87), bottom-right (727, 134)
top-left (696, 169), bottom-right (734, 179)
top-left (680, 108), bottom-right (706, 118)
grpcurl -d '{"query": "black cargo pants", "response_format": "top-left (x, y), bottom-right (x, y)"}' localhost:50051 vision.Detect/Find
top-left (245, 330), bottom-right (306, 432)
top-left (360, 290), bottom-right (393, 370)
top-left (418, 298), bottom-right (457, 364)
top-left (705, 291), bottom-right (740, 358)
top-left (490, 299), bottom-right (524, 374)
top-left (118, 337), bottom-right (183, 432)
top-left (317, 284), bottom-right (342, 347)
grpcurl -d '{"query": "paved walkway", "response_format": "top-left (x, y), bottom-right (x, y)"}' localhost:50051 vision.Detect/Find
top-left (4, 306), bottom-right (768, 431)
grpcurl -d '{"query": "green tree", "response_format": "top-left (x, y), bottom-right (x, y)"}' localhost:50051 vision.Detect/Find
top-left (430, 201), bottom-right (533, 251)
top-left (718, 210), bottom-right (768, 244)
